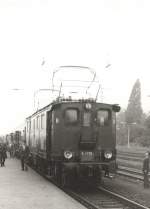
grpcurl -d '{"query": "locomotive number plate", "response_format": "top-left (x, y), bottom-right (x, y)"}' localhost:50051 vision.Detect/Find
top-left (80, 151), bottom-right (94, 161)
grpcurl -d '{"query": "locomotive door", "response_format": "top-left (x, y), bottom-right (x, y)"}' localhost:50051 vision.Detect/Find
top-left (80, 110), bottom-right (96, 150)
top-left (46, 111), bottom-right (52, 159)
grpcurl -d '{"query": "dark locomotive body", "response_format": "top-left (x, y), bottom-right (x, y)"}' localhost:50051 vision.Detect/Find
top-left (26, 98), bottom-right (120, 185)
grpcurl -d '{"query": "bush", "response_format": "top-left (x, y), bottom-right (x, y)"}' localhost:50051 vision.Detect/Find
top-left (134, 135), bottom-right (150, 147)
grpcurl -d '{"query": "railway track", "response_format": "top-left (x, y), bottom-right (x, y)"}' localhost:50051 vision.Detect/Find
top-left (117, 151), bottom-right (144, 162)
top-left (29, 153), bottom-right (149, 209)
top-left (63, 186), bottom-right (125, 209)
top-left (31, 163), bottom-right (148, 209)
top-left (43, 171), bottom-right (148, 209)
top-left (117, 151), bottom-right (144, 157)
top-left (116, 150), bottom-right (144, 179)
top-left (117, 165), bottom-right (143, 180)
top-left (98, 187), bottom-right (149, 209)
top-left (62, 183), bottom-right (149, 209)
top-left (117, 165), bottom-right (150, 182)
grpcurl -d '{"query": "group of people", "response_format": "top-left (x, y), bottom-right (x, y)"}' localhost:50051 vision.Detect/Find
top-left (0, 141), bottom-right (30, 171)
top-left (8, 143), bottom-right (16, 158)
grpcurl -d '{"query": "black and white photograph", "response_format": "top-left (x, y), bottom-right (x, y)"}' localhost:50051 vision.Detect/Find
top-left (0, 0), bottom-right (150, 208)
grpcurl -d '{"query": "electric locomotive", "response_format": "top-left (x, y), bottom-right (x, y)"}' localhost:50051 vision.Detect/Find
top-left (25, 97), bottom-right (120, 186)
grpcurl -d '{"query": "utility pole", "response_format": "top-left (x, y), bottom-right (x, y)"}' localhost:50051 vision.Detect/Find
top-left (127, 124), bottom-right (130, 148)
top-left (120, 122), bottom-right (136, 148)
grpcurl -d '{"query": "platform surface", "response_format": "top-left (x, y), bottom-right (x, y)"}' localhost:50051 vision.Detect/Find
top-left (0, 158), bottom-right (86, 209)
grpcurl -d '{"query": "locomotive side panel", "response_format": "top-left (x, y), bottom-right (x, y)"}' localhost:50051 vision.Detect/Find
top-left (39, 113), bottom-right (47, 151)
top-left (31, 117), bottom-right (36, 151)
top-left (36, 111), bottom-right (47, 158)
top-left (26, 110), bottom-right (47, 159)
top-left (50, 109), bottom-right (62, 158)
top-left (26, 119), bottom-right (30, 146)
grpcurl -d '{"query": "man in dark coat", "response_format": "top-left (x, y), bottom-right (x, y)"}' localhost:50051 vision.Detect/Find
top-left (142, 152), bottom-right (149, 188)
top-left (0, 144), bottom-right (7, 167)
top-left (20, 142), bottom-right (30, 171)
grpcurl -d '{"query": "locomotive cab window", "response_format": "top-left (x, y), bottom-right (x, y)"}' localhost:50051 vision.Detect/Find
top-left (36, 116), bottom-right (39, 129)
top-left (64, 109), bottom-right (78, 125)
top-left (41, 114), bottom-right (45, 129)
top-left (27, 121), bottom-right (31, 132)
top-left (97, 110), bottom-right (110, 126)
top-left (27, 122), bottom-right (29, 132)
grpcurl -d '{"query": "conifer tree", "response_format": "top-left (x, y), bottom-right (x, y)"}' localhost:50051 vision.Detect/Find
top-left (126, 79), bottom-right (143, 124)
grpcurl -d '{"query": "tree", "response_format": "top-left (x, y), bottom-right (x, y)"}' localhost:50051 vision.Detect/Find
top-left (145, 114), bottom-right (150, 129)
top-left (125, 79), bottom-right (143, 124)
top-left (116, 109), bottom-right (126, 124)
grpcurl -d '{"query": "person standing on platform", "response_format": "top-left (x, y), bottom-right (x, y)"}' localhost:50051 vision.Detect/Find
top-left (20, 142), bottom-right (30, 171)
top-left (0, 144), bottom-right (2, 166)
top-left (0, 143), bottom-right (7, 167)
top-left (142, 152), bottom-right (150, 188)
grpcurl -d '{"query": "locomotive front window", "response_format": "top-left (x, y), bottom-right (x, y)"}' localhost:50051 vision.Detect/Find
top-left (97, 110), bottom-right (110, 126)
top-left (65, 109), bottom-right (78, 124)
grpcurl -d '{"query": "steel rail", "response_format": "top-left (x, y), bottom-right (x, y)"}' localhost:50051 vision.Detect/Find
top-left (32, 169), bottom-right (100, 209)
top-left (28, 162), bottom-right (149, 209)
top-left (44, 173), bottom-right (148, 209)
top-left (32, 167), bottom-right (128, 209)
top-left (117, 165), bottom-right (150, 181)
top-left (98, 187), bottom-right (149, 209)
top-left (62, 188), bottom-right (100, 209)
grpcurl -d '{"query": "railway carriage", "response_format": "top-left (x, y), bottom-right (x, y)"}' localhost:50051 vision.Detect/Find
top-left (25, 98), bottom-right (120, 186)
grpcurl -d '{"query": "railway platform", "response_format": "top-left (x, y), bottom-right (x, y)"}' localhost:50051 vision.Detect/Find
top-left (0, 158), bottom-right (86, 209)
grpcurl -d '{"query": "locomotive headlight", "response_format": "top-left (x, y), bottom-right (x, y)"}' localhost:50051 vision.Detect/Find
top-left (104, 150), bottom-right (112, 159)
top-left (64, 151), bottom-right (73, 159)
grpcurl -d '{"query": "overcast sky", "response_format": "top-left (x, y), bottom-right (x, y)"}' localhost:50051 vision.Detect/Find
top-left (0, 0), bottom-right (150, 134)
